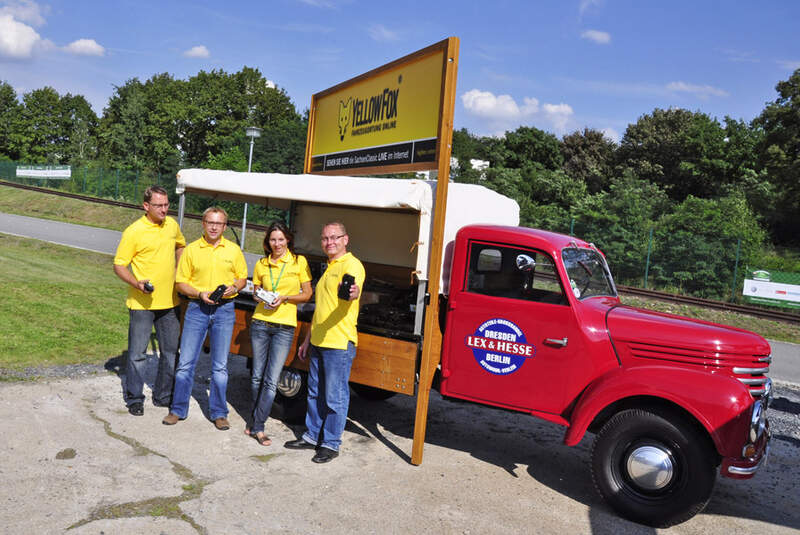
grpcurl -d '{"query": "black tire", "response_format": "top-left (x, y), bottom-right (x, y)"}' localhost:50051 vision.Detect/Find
top-left (350, 383), bottom-right (397, 401)
top-left (591, 408), bottom-right (716, 527)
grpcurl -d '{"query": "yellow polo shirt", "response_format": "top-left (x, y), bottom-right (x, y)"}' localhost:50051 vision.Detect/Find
top-left (252, 252), bottom-right (312, 326)
top-left (176, 236), bottom-right (248, 296)
top-left (114, 215), bottom-right (186, 310)
top-left (310, 252), bottom-right (365, 349)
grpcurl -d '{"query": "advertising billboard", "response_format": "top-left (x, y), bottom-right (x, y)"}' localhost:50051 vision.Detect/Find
top-left (305, 37), bottom-right (459, 176)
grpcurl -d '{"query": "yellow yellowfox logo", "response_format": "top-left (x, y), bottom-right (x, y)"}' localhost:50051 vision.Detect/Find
top-left (338, 98), bottom-right (352, 141)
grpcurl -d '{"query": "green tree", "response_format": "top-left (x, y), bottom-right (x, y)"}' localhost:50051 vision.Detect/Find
top-left (571, 171), bottom-right (672, 282)
top-left (754, 68), bottom-right (800, 245)
top-left (180, 67), bottom-right (300, 166)
top-left (14, 87), bottom-right (63, 162)
top-left (98, 78), bottom-right (150, 170)
top-left (0, 81), bottom-right (21, 160)
top-left (651, 194), bottom-right (766, 298)
top-left (560, 128), bottom-right (616, 193)
top-left (617, 108), bottom-right (729, 200)
top-left (59, 93), bottom-right (98, 165)
top-left (253, 117), bottom-right (307, 174)
top-left (501, 125), bottom-right (563, 170)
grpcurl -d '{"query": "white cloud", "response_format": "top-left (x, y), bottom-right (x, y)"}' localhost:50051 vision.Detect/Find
top-left (265, 79), bottom-right (276, 89)
top-left (0, 13), bottom-right (41, 59)
top-left (581, 29), bottom-right (610, 44)
top-left (579, 0), bottom-right (602, 16)
top-left (183, 45), bottom-right (210, 58)
top-left (720, 48), bottom-right (759, 64)
top-left (601, 127), bottom-right (620, 143)
top-left (776, 59), bottom-right (800, 71)
top-left (63, 38), bottom-right (105, 56)
top-left (368, 24), bottom-right (399, 42)
top-left (666, 81), bottom-right (729, 99)
top-left (462, 89), bottom-right (521, 121)
top-left (542, 103), bottom-right (574, 132)
top-left (461, 89), bottom-right (575, 135)
top-left (0, 0), bottom-right (47, 26)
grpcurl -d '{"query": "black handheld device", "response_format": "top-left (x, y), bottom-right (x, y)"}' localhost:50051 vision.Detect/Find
top-left (142, 281), bottom-right (154, 293)
top-left (208, 284), bottom-right (227, 303)
top-left (338, 274), bottom-right (355, 300)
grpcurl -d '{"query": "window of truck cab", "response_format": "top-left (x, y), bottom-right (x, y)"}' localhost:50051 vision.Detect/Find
top-left (561, 246), bottom-right (617, 300)
top-left (465, 241), bottom-right (567, 306)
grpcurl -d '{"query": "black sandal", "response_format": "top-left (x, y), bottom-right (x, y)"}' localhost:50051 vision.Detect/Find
top-left (253, 433), bottom-right (272, 446)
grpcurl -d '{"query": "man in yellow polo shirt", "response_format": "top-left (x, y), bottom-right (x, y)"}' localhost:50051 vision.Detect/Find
top-left (162, 207), bottom-right (247, 431)
top-left (285, 221), bottom-right (365, 463)
top-left (113, 185), bottom-right (186, 416)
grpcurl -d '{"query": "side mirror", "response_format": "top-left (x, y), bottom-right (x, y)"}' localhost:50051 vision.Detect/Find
top-left (516, 254), bottom-right (536, 272)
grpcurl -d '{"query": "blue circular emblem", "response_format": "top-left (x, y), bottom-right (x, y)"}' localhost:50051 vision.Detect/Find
top-left (465, 318), bottom-right (535, 375)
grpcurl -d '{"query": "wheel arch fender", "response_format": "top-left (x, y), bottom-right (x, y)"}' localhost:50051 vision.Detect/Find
top-left (564, 365), bottom-right (754, 457)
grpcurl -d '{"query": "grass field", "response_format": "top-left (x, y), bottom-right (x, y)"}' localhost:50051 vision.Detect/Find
top-left (0, 235), bottom-right (128, 372)
top-left (0, 186), bottom-right (267, 254)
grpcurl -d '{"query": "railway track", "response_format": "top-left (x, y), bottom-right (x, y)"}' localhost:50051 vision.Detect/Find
top-left (3, 180), bottom-right (798, 324)
top-left (617, 284), bottom-right (799, 324)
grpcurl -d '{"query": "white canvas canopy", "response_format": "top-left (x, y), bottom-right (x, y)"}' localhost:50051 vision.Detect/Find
top-left (175, 169), bottom-right (519, 292)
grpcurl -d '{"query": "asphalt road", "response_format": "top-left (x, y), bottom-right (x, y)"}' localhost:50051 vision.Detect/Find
top-left (0, 211), bottom-right (263, 272)
top-left (3, 210), bottom-right (798, 383)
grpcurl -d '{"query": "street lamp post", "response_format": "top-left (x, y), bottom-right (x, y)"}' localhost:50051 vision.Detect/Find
top-left (242, 126), bottom-right (262, 249)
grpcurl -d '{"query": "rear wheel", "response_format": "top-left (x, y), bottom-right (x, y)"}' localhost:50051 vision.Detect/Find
top-left (350, 383), bottom-right (397, 401)
top-left (273, 369), bottom-right (307, 423)
top-left (591, 408), bottom-right (716, 527)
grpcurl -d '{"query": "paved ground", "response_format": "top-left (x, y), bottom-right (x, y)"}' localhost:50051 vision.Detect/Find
top-left (0, 354), bottom-right (799, 535)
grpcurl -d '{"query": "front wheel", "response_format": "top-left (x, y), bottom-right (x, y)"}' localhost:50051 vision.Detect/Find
top-left (591, 408), bottom-right (716, 527)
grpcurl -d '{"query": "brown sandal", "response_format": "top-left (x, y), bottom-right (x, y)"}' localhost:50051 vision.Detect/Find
top-left (254, 433), bottom-right (272, 446)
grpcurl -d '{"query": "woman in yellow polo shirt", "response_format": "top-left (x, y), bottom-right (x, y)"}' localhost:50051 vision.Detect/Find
top-left (247, 221), bottom-right (312, 445)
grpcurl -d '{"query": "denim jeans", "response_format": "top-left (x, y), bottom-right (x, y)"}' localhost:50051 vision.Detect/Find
top-left (302, 342), bottom-right (356, 451)
top-left (171, 300), bottom-right (235, 420)
top-left (249, 320), bottom-right (296, 434)
top-left (124, 307), bottom-right (180, 407)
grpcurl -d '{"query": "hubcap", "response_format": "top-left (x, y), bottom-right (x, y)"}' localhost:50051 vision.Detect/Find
top-left (277, 369), bottom-right (303, 398)
top-left (626, 445), bottom-right (674, 491)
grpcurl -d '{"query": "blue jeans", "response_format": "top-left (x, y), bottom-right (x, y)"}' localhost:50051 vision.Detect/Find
top-left (171, 300), bottom-right (235, 420)
top-left (124, 307), bottom-right (180, 407)
top-left (249, 320), bottom-right (295, 434)
top-left (302, 342), bottom-right (356, 451)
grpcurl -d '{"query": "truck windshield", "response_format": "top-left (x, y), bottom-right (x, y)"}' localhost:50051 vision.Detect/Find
top-left (561, 247), bottom-right (617, 300)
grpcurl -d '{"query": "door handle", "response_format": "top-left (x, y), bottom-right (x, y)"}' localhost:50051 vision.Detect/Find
top-left (545, 337), bottom-right (568, 347)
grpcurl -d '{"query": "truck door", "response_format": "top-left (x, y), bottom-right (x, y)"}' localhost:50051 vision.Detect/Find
top-left (441, 240), bottom-right (578, 415)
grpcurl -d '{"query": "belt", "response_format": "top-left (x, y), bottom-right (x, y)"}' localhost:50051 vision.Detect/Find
top-left (253, 319), bottom-right (294, 329)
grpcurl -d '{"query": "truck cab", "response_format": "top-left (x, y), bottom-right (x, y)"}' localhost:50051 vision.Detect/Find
top-left (440, 224), bottom-right (771, 527)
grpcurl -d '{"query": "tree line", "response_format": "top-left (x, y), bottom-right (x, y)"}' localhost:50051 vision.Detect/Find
top-left (1, 67), bottom-right (799, 297)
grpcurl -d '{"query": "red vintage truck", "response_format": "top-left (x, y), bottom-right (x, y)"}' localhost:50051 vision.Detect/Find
top-left (175, 169), bottom-right (771, 527)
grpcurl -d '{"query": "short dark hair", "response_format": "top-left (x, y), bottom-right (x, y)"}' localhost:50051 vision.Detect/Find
top-left (263, 220), bottom-right (295, 257)
top-left (143, 185), bottom-right (169, 203)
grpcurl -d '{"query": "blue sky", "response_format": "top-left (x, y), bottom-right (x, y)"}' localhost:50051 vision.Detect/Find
top-left (2, 0), bottom-right (799, 142)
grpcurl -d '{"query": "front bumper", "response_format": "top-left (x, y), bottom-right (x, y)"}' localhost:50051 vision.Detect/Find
top-left (720, 422), bottom-right (771, 479)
